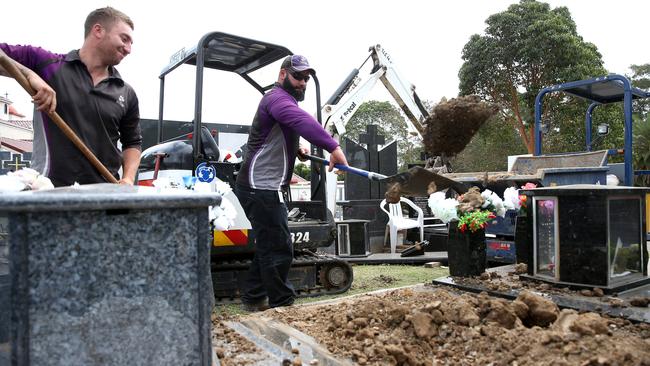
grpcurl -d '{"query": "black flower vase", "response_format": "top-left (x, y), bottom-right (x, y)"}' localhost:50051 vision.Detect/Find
top-left (447, 221), bottom-right (487, 277)
top-left (514, 213), bottom-right (528, 264)
top-left (514, 211), bottom-right (534, 274)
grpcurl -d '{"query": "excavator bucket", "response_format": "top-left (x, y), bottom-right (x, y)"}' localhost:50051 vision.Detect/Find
top-left (382, 166), bottom-right (468, 198)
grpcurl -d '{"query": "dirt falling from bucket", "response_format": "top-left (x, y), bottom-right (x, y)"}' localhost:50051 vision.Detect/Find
top-left (423, 95), bottom-right (499, 157)
top-left (384, 96), bottom-right (498, 203)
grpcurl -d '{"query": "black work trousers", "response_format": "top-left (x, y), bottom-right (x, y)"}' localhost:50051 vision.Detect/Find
top-left (235, 184), bottom-right (295, 308)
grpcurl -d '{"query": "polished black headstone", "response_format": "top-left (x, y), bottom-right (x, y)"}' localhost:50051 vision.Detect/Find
top-left (377, 141), bottom-right (398, 196)
top-left (518, 185), bottom-right (650, 292)
top-left (343, 125), bottom-right (397, 201)
top-left (343, 136), bottom-right (370, 200)
top-left (341, 125), bottom-right (400, 252)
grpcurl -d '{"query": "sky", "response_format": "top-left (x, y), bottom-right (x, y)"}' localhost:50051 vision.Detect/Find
top-left (1, 0), bottom-right (649, 125)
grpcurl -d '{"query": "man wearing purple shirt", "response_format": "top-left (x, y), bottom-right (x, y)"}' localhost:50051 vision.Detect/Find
top-left (0, 7), bottom-right (141, 187)
top-left (236, 55), bottom-right (349, 310)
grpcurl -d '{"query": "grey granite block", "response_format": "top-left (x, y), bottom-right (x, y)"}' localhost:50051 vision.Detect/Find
top-left (0, 184), bottom-right (219, 366)
top-left (0, 214), bottom-right (8, 346)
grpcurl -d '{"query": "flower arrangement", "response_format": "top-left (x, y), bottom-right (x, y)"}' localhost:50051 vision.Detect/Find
top-left (457, 210), bottom-right (496, 233)
top-left (428, 187), bottom-right (506, 233)
top-left (503, 182), bottom-right (538, 215)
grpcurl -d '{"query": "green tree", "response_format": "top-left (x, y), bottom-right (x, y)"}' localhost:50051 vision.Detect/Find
top-left (453, 117), bottom-right (527, 172)
top-left (630, 63), bottom-right (650, 186)
top-left (293, 162), bottom-right (311, 180)
top-left (345, 100), bottom-right (423, 171)
top-left (458, 0), bottom-right (607, 154)
top-left (633, 114), bottom-right (650, 186)
top-left (630, 63), bottom-right (650, 90)
top-left (629, 63), bottom-right (650, 118)
top-left (537, 99), bottom-right (624, 155)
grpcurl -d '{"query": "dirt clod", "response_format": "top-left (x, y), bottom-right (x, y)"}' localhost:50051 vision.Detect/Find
top-left (514, 263), bottom-right (528, 274)
top-left (629, 297), bottom-right (650, 307)
top-left (409, 310), bottom-right (438, 338)
top-left (516, 290), bottom-right (559, 327)
top-left (457, 186), bottom-right (484, 214)
top-left (569, 313), bottom-right (610, 336)
top-left (214, 347), bottom-right (225, 359)
top-left (592, 288), bottom-right (605, 297)
top-left (480, 298), bottom-right (520, 329)
top-left (385, 183), bottom-right (402, 204)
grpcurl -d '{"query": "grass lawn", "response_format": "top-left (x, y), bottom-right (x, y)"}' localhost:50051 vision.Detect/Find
top-left (214, 264), bottom-right (449, 316)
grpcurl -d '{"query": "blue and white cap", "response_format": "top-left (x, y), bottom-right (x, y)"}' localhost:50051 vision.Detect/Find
top-left (281, 55), bottom-right (315, 75)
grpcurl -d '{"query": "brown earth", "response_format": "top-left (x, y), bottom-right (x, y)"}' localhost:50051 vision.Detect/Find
top-left (423, 95), bottom-right (499, 157)
top-left (212, 278), bottom-right (650, 365)
top-left (384, 95), bottom-right (499, 203)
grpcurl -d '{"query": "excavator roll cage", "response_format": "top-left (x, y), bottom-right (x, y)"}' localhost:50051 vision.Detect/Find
top-left (156, 31), bottom-right (331, 216)
top-left (145, 32), bottom-right (354, 301)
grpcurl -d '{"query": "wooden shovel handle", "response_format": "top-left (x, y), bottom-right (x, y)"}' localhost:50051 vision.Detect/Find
top-left (0, 49), bottom-right (118, 183)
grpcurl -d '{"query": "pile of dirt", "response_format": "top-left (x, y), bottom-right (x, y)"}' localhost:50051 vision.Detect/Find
top-left (423, 95), bottom-right (499, 157)
top-left (211, 265), bottom-right (650, 365)
top-left (263, 286), bottom-right (650, 365)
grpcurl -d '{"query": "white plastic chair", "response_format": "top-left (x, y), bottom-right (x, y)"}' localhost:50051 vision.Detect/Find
top-left (380, 197), bottom-right (424, 254)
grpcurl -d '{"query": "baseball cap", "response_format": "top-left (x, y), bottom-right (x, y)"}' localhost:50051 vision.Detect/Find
top-left (281, 55), bottom-right (315, 75)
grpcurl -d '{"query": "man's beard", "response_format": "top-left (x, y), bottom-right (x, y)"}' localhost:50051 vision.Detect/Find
top-left (282, 77), bottom-right (305, 101)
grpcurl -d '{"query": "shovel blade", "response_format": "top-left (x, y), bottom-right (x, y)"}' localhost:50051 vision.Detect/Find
top-left (382, 167), bottom-right (468, 197)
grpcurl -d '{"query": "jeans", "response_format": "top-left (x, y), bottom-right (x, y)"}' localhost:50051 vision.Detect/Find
top-left (235, 184), bottom-right (295, 307)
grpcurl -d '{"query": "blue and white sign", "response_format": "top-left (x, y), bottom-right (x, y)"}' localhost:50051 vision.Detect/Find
top-left (195, 162), bottom-right (216, 183)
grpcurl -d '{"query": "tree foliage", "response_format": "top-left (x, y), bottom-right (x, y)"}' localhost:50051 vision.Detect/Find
top-left (633, 114), bottom-right (650, 186)
top-left (293, 162), bottom-right (311, 180)
top-left (458, 0), bottom-right (607, 154)
top-left (345, 100), bottom-right (423, 171)
top-left (631, 64), bottom-right (650, 186)
top-left (630, 63), bottom-right (650, 90)
top-left (629, 63), bottom-right (650, 118)
top-left (452, 117), bottom-right (527, 172)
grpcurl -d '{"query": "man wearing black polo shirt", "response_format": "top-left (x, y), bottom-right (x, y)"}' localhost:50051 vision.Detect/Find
top-left (0, 7), bottom-right (141, 187)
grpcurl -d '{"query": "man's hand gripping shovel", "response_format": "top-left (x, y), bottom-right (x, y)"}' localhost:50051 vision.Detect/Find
top-left (303, 154), bottom-right (467, 202)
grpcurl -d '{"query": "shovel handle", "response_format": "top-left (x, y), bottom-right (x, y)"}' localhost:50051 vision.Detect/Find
top-left (303, 154), bottom-right (387, 181)
top-left (0, 49), bottom-right (118, 183)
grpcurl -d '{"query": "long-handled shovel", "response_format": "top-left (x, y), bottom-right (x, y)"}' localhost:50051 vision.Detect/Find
top-left (0, 49), bottom-right (118, 183)
top-left (303, 154), bottom-right (467, 197)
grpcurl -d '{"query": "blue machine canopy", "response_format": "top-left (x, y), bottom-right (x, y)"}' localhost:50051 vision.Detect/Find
top-left (559, 77), bottom-right (649, 104)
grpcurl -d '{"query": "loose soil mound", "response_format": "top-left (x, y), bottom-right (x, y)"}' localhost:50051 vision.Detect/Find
top-left (262, 286), bottom-right (650, 365)
top-left (423, 96), bottom-right (499, 157)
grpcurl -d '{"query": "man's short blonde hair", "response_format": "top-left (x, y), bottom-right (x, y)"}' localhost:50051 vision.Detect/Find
top-left (84, 7), bottom-right (134, 38)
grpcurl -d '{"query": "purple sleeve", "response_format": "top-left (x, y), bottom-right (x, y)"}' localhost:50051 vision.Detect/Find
top-left (267, 94), bottom-right (339, 152)
top-left (0, 44), bottom-right (62, 78)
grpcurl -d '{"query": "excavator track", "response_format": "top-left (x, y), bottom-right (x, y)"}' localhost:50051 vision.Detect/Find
top-left (211, 250), bottom-right (353, 304)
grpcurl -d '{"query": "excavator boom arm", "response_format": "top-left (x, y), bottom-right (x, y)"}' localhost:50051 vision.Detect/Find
top-left (322, 44), bottom-right (429, 139)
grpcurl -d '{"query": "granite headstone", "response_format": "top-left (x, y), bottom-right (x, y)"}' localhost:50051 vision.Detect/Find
top-left (0, 184), bottom-right (219, 366)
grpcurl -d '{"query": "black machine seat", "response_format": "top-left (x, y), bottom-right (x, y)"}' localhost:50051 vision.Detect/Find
top-left (200, 126), bottom-right (221, 161)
